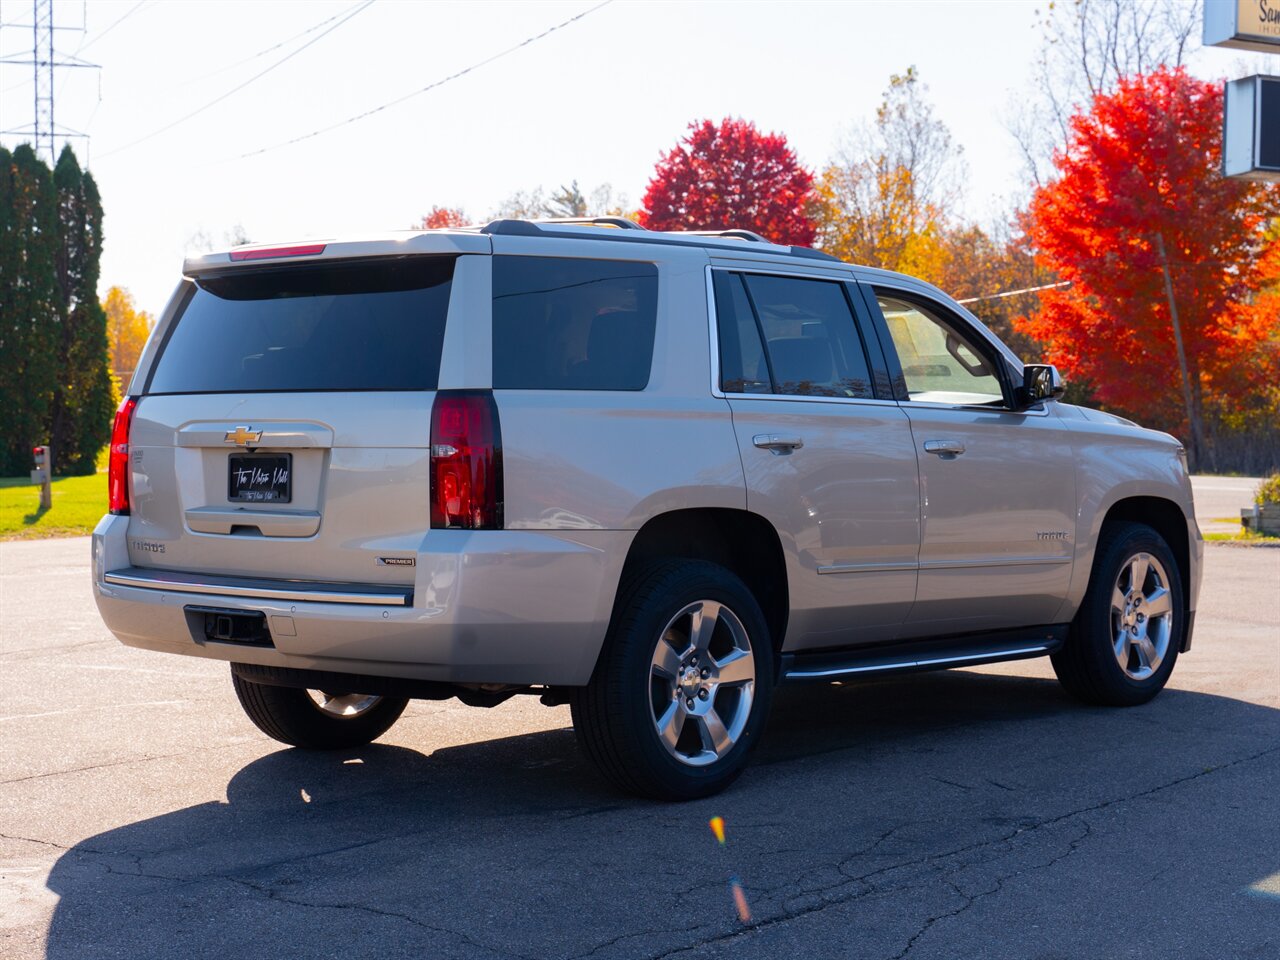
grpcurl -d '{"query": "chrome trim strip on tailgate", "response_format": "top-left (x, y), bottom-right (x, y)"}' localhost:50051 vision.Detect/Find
top-left (103, 567), bottom-right (412, 606)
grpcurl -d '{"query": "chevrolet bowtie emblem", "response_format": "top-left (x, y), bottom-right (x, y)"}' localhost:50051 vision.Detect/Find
top-left (224, 426), bottom-right (262, 446)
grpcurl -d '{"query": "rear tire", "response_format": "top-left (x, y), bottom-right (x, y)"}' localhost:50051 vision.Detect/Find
top-left (1052, 521), bottom-right (1184, 706)
top-left (231, 669), bottom-right (408, 749)
top-left (571, 560), bottom-right (775, 801)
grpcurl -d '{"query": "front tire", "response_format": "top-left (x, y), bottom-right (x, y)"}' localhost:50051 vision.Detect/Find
top-left (571, 560), bottom-right (775, 801)
top-left (231, 670), bottom-right (408, 749)
top-left (1052, 521), bottom-right (1184, 706)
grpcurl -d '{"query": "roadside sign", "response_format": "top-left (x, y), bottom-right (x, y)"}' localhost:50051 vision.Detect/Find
top-left (1223, 75), bottom-right (1280, 182)
top-left (1205, 0), bottom-right (1280, 53)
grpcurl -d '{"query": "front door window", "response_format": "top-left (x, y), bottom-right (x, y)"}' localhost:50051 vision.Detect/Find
top-left (877, 295), bottom-right (1005, 406)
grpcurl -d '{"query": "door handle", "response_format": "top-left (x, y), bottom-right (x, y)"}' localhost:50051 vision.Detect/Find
top-left (923, 439), bottom-right (965, 459)
top-left (753, 434), bottom-right (804, 454)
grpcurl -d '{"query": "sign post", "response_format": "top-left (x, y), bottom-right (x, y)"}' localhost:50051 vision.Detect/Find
top-left (31, 445), bottom-right (52, 511)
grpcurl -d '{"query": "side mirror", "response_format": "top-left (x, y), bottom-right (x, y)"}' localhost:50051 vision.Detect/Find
top-left (1018, 364), bottom-right (1065, 408)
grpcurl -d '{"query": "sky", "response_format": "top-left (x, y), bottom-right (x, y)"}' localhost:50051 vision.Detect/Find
top-left (0, 0), bottom-right (1264, 318)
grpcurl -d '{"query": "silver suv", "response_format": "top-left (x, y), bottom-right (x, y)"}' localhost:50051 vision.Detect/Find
top-left (93, 218), bottom-right (1203, 799)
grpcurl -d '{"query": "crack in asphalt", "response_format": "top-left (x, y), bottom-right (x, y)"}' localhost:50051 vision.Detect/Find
top-left (885, 819), bottom-right (1095, 960)
top-left (2, 829), bottom-right (533, 958)
top-left (0, 639), bottom-right (116, 662)
top-left (638, 743), bottom-right (1280, 960)
top-left (0, 737), bottom-right (260, 785)
top-left (6, 744), bottom-right (1276, 959)
top-left (0, 832), bottom-right (76, 852)
top-left (0, 697), bottom-right (220, 724)
top-left (224, 874), bottom-right (537, 960)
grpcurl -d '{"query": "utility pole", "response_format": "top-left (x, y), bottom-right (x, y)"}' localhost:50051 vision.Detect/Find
top-left (32, 0), bottom-right (54, 163)
top-left (0, 0), bottom-right (98, 164)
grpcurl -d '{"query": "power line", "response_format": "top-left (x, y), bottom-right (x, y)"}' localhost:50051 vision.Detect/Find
top-left (957, 281), bottom-right (1071, 305)
top-left (180, 1), bottom-right (370, 85)
top-left (1, 0), bottom-right (142, 94)
top-left (78, 0), bottom-right (150, 54)
top-left (97, 0), bottom-right (375, 159)
top-left (232, 0), bottom-right (614, 163)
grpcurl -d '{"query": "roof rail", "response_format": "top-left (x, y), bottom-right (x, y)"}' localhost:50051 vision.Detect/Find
top-left (479, 219), bottom-right (541, 236)
top-left (684, 229), bottom-right (771, 243)
top-left (532, 216), bottom-right (646, 230)
top-left (475, 219), bottom-right (848, 265)
top-left (789, 245), bottom-right (843, 262)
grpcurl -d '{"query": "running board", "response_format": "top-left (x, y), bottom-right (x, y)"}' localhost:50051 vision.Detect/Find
top-left (780, 626), bottom-right (1067, 682)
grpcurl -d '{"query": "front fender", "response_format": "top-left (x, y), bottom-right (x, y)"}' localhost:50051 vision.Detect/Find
top-left (1055, 413), bottom-right (1196, 621)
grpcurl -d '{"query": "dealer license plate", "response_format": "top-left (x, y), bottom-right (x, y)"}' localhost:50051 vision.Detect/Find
top-left (228, 454), bottom-right (292, 504)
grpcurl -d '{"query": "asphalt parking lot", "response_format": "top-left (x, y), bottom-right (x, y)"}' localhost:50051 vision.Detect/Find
top-left (2, 488), bottom-right (1278, 959)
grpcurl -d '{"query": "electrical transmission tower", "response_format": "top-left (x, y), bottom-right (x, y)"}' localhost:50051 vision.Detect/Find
top-left (0, 0), bottom-right (99, 165)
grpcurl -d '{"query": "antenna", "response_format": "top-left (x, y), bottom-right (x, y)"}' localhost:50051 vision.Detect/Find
top-left (0, 0), bottom-right (99, 164)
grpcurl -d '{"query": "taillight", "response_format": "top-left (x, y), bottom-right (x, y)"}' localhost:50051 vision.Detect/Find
top-left (108, 396), bottom-right (138, 515)
top-left (430, 391), bottom-right (503, 530)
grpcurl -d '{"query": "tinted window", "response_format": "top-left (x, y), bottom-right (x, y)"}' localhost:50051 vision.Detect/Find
top-left (713, 272), bottom-right (770, 394)
top-left (741, 274), bottom-right (873, 398)
top-left (876, 294), bottom-right (1005, 405)
top-left (492, 256), bottom-right (658, 390)
top-left (147, 257), bottom-right (455, 395)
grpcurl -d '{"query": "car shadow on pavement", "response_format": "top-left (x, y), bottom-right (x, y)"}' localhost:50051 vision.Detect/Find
top-left (41, 670), bottom-right (1280, 960)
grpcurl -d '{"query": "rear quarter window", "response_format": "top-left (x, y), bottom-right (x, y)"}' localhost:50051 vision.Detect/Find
top-left (492, 256), bottom-right (659, 390)
top-left (146, 257), bottom-right (455, 395)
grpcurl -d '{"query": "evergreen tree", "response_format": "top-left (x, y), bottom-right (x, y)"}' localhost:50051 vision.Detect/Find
top-left (48, 146), bottom-right (114, 475)
top-left (0, 145), bottom-right (59, 476)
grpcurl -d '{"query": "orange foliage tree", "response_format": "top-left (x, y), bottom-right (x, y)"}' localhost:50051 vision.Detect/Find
top-left (419, 206), bottom-right (467, 229)
top-left (1016, 67), bottom-right (1279, 467)
top-left (639, 118), bottom-right (816, 246)
top-left (102, 286), bottom-right (153, 386)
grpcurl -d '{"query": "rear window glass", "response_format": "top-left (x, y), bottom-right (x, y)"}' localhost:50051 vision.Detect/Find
top-left (492, 256), bottom-right (658, 390)
top-left (146, 257), bottom-right (455, 395)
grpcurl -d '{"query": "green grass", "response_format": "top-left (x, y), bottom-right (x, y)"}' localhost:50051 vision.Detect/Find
top-left (1204, 526), bottom-right (1280, 543)
top-left (0, 473), bottom-right (107, 540)
top-left (1204, 516), bottom-right (1280, 543)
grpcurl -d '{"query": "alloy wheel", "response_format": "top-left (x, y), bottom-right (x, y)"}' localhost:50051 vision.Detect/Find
top-left (648, 600), bottom-right (756, 767)
top-left (1110, 552), bottom-right (1175, 681)
top-left (307, 690), bottom-right (383, 718)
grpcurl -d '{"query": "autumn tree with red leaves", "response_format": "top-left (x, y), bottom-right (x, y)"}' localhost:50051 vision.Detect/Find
top-left (639, 118), bottom-right (816, 246)
top-left (1016, 67), bottom-right (1279, 469)
top-left (419, 206), bottom-right (467, 229)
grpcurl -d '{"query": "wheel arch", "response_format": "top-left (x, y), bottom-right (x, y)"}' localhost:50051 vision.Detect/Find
top-left (607, 508), bottom-right (789, 664)
top-left (1098, 496), bottom-right (1193, 651)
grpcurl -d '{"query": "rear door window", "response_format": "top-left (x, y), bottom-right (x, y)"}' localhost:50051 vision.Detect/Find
top-left (146, 257), bottom-right (455, 394)
top-left (715, 271), bottom-right (874, 399)
top-left (492, 256), bottom-right (658, 390)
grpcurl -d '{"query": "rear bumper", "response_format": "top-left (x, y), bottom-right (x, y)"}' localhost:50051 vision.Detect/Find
top-left (92, 515), bottom-right (630, 685)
